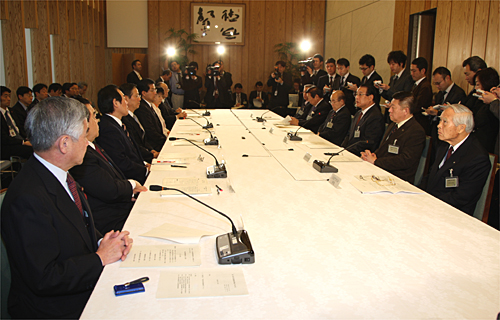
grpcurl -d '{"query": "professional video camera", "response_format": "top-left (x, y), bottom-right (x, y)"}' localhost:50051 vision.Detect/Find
top-left (186, 65), bottom-right (197, 76)
top-left (207, 64), bottom-right (221, 76)
top-left (273, 67), bottom-right (281, 80)
top-left (299, 57), bottom-right (314, 72)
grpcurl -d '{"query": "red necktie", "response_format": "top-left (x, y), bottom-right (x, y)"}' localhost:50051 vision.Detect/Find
top-left (445, 146), bottom-right (453, 161)
top-left (67, 174), bottom-right (83, 216)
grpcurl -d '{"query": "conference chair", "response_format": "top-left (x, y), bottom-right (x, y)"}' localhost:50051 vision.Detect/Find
top-left (413, 136), bottom-right (432, 186)
top-left (473, 154), bottom-right (498, 223)
top-left (0, 188), bottom-right (11, 319)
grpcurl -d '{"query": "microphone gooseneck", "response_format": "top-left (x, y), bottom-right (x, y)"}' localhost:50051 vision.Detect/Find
top-left (169, 137), bottom-right (219, 166)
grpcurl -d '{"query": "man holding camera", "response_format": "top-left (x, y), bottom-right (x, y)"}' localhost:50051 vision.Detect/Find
top-left (169, 60), bottom-right (184, 110)
top-left (267, 60), bottom-right (293, 117)
top-left (205, 60), bottom-right (233, 109)
top-left (183, 61), bottom-right (203, 109)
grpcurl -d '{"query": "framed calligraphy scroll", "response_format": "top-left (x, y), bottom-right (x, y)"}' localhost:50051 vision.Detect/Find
top-left (191, 3), bottom-right (245, 45)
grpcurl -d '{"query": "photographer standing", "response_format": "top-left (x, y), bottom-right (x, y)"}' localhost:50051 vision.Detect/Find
top-left (183, 61), bottom-right (203, 109)
top-left (205, 60), bottom-right (232, 109)
top-left (267, 60), bottom-right (292, 117)
top-left (169, 60), bottom-right (184, 110)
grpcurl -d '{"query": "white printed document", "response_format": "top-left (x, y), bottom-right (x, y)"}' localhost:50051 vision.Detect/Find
top-left (160, 177), bottom-right (212, 197)
top-left (156, 268), bottom-right (248, 298)
top-left (140, 222), bottom-right (218, 244)
top-left (120, 244), bottom-right (201, 268)
top-left (350, 175), bottom-right (424, 194)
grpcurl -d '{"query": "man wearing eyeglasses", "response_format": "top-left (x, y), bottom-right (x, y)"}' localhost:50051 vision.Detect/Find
top-left (342, 84), bottom-right (385, 156)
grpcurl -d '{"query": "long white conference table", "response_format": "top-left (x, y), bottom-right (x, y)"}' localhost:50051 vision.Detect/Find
top-left (81, 109), bottom-right (500, 319)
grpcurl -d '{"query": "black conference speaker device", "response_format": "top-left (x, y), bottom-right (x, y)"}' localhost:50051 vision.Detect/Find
top-left (169, 137), bottom-right (227, 178)
top-left (255, 106), bottom-right (280, 122)
top-left (313, 140), bottom-right (369, 173)
top-left (188, 106), bottom-right (214, 128)
top-left (186, 118), bottom-right (218, 145)
top-left (149, 185), bottom-right (255, 264)
top-left (287, 125), bottom-right (304, 141)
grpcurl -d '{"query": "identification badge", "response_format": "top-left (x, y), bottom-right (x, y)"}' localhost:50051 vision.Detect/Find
top-left (296, 109), bottom-right (303, 116)
top-left (445, 169), bottom-right (459, 188)
top-left (326, 121), bottom-right (333, 129)
top-left (354, 128), bottom-right (360, 138)
top-left (176, 84), bottom-right (181, 89)
top-left (283, 136), bottom-right (288, 144)
top-left (388, 139), bottom-right (399, 154)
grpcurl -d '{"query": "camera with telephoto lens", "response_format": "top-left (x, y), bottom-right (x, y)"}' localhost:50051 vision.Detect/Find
top-left (299, 58), bottom-right (314, 72)
top-left (273, 67), bottom-right (281, 80)
top-left (207, 65), bottom-right (220, 76)
top-left (186, 65), bottom-right (197, 76)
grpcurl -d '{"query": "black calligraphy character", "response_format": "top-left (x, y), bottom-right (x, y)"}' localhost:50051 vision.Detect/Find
top-left (207, 10), bottom-right (215, 18)
top-left (197, 8), bottom-right (204, 25)
top-left (220, 27), bottom-right (239, 40)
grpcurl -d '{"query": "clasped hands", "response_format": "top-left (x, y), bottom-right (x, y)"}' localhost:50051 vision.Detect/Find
top-left (360, 150), bottom-right (377, 164)
top-left (96, 230), bottom-right (133, 266)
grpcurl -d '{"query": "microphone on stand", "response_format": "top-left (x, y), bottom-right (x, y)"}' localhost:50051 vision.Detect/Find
top-left (188, 105), bottom-right (213, 128)
top-left (256, 106), bottom-right (281, 122)
top-left (185, 118), bottom-right (219, 145)
top-left (313, 140), bottom-right (370, 173)
top-left (188, 100), bottom-right (210, 116)
top-left (287, 125), bottom-right (304, 141)
top-left (149, 185), bottom-right (254, 264)
top-left (169, 137), bottom-right (227, 178)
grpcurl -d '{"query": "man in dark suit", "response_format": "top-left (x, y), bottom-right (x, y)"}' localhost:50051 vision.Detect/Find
top-left (1, 96), bottom-right (132, 319)
top-left (377, 50), bottom-right (414, 122)
top-left (205, 60), bottom-right (233, 109)
top-left (309, 54), bottom-right (328, 86)
top-left (410, 57), bottom-right (433, 135)
top-left (120, 83), bottom-right (159, 163)
top-left (318, 90), bottom-right (351, 146)
top-left (342, 84), bottom-right (385, 156)
top-left (156, 82), bottom-right (187, 130)
top-left (30, 83), bottom-right (48, 108)
top-left (156, 69), bottom-right (171, 84)
top-left (126, 59), bottom-right (143, 85)
top-left (62, 82), bottom-right (79, 98)
top-left (267, 60), bottom-right (293, 117)
top-left (462, 56), bottom-right (487, 110)
top-left (336, 58), bottom-right (361, 115)
top-left (1, 86), bottom-right (32, 160)
top-left (70, 100), bottom-right (147, 234)
top-left (135, 79), bottom-right (167, 151)
top-left (420, 104), bottom-right (491, 215)
top-left (426, 67), bottom-right (467, 166)
top-left (290, 86), bottom-right (330, 134)
top-left (248, 81), bottom-right (269, 109)
top-left (95, 85), bottom-right (149, 185)
top-left (357, 54), bottom-right (383, 110)
top-left (361, 91), bottom-right (426, 184)
top-left (231, 83), bottom-right (248, 108)
top-left (294, 84), bottom-right (314, 120)
top-left (9, 86), bottom-right (33, 139)
top-left (317, 58), bottom-right (341, 101)
top-left (183, 61), bottom-right (203, 109)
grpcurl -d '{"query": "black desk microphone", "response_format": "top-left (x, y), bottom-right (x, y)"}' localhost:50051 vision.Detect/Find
top-left (188, 106), bottom-right (213, 128)
top-left (313, 140), bottom-right (370, 173)
top-left (169, 137), bottom-right (227, 178)
top-left (149, 185), bottom-right (254, 264)
top-left (185, 118), bottom-right (218, 145)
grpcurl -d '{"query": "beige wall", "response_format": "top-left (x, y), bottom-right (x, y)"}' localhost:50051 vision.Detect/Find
top-left (325, 0), bottom-right (395, 84)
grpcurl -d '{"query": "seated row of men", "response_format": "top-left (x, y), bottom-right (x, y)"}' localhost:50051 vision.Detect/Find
top-left (1, 76), bottom-right (496, 318)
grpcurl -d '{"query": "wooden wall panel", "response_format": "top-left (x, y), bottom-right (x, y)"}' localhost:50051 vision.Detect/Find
top-left (54, 0), bottom-right (70, 84)
top-left (94, 5), bottom-right (99, 45)
top-left (393, 0), bottom-right (496, 96)
top-left (410, 0), bottom-right (425, 14)
top-left (447, 0), bottom-right (475, 90)
top-left (31, 0), bottom-right (52, 85)
top-left (484, 0), bottom-right (499, 72)
top-left (432, 0), bottom-right (452, 68)
top-left (470, 0), bottom-right (490, 59)
top-left (23, 0), bottom-right (38, 29)
top-left (147, 0), bottom-right (160, 78)
top-left (2, 0), bottom-right (28, 88)
top-left (0, 0), bottom-right (8, 20)
top-left (82, 2), bottom-right (89, 44)
top-left (48, 0), bottom-right (59, 34)
top-left (67, 0), bottom-right (75, 40)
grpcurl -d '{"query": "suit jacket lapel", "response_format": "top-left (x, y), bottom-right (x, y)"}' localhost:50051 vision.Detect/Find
top-left (32, 158), bottom-right (95, 252)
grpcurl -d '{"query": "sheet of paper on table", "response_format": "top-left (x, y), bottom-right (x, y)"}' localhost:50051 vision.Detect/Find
top-left (156, 268), bottom-right (248, 299)
top-left (120, 244), bottom-right (201, 268)
top-left (154, 153), bottom-right (198, 165)
top-left (253, 98), bottom-right (262, 108)
top-left (350, 175), bottom-right (424, 194)
top-left (140, 222), bottom-right (218, 244)
top-left (324, 152), bottom-right (363, 162)
top-left (160, 177), bottom-right (212, 197)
